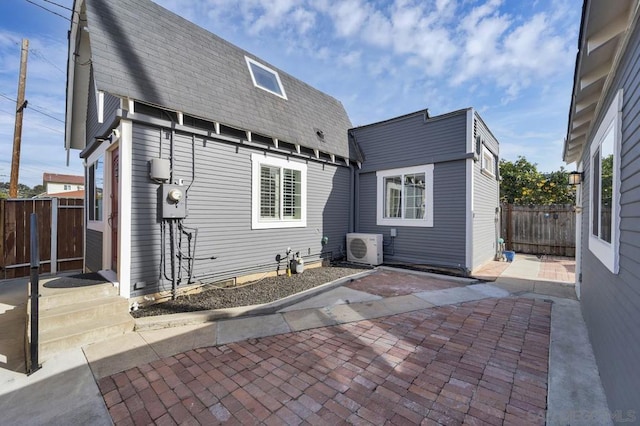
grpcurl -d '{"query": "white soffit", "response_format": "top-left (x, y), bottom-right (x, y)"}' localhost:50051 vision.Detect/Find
top-left (564, 0), bottom-right (638, 164)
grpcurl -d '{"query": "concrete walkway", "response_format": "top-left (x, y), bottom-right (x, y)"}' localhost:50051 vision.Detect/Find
top-left (0, 256), bottom-right (611, 425)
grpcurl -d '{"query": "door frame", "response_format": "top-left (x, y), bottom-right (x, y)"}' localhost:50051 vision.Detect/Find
top-left (110, 146), bottom-right (120, 273)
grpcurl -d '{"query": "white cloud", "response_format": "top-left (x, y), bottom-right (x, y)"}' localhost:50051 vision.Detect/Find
top-left (330, 0), bottom-right (369, 37)
top-left (339, 49), bottom-right (362, 68)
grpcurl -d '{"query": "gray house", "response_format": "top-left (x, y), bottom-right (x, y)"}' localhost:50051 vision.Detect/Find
top-left (564, 0), bottom-right (640, 414)
top-left (65, 0), bottom-right (357, 301)
top-left (351, 109), bottom-right (500, 275)
top-left (65, 0), bottom-right (500, 304)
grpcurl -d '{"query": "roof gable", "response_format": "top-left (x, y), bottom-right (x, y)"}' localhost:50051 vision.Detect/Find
top-left (70, 0), bottom-right (353, 159)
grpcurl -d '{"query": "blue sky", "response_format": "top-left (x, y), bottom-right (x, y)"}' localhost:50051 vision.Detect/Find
top-left (0, 0), bottom-right (581, 187)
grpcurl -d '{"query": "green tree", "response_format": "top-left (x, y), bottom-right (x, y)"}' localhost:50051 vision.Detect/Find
top-left (499, 156), bottom-right (575, 205)
top-left (0, 182), bottom-right (45, 199)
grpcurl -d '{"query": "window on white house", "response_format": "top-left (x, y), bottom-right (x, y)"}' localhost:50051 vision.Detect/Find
top-left (245, 57), bottom-right (287, 99)
top-left (252, 153), bottom-right (306, 229)
top-left (589, 89), bottom-right (621, 274)
top-left (481, 145), bottom-right (496, 176)
top-left (377, 165), bottom-right (434, 227)
top-left (88, 156), bottom-right (104, 221)
top-left (64, 184), bottom-right (71, 190)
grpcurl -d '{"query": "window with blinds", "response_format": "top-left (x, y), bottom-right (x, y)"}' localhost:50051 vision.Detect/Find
top-left (252, 153), bottom-right (307, 229)
top-left (260, 165), bottom-right (280, 219)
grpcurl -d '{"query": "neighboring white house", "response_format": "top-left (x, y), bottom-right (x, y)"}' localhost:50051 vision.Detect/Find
top-left (43, 173), bottom-right (84, 197)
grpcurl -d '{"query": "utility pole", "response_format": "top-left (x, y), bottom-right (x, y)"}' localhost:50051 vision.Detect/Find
top-left (9, 39), bottom-right (29, 198)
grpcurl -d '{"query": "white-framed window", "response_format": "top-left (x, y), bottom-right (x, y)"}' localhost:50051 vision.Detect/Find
top-left (251, 153), bottom-right (306, 229)
top-left (245, 56), bottom-right (287, 100)
top-left (88, 155), bottom-right (104, 222)
top-left (481, 144), bottom-right (496, 177)
top-left (376, 164), bottom-right (434, 227)
top-left (589, 89), bottom-right (622, 274)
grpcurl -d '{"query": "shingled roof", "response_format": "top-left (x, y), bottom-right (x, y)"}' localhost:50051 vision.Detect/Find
top-left (69, 0), bottom-right (354, 159)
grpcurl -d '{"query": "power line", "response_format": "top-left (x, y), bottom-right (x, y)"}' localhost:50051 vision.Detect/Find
top-left (42, 0), bottom-right (73, 12)
top-left (31, 49), bottom-right (65, 74)
top-left (24, 0), bottom-right (71, 21)
top-left (0, 109), bottom-right (64, 133)
top-left (0, 93), bottom-right (65, 123)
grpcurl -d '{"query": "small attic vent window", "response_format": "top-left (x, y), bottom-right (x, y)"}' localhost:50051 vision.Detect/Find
top-left (245, 56), bottom-right (287, 100)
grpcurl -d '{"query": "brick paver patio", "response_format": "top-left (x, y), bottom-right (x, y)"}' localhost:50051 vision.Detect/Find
top-left (98, 297), bottom-right (551, 425)
top-left (538, 256), bottom-right (575, 283)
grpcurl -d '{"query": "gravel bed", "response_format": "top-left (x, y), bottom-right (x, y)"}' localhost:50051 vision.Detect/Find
top-left (131, 264), bottom-right (370, 318)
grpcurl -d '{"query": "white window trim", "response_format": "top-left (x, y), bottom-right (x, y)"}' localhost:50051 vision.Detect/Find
top-left (376, 164), bottom-right (434, 227)
top-left (245, 56), bottom-right (288, 100)
top-left (588, 89), bottom-right (622, 274)
top-left (251, 153), bottom-right (306, 229)
top-left (481, 144), bottom-right (496, 177)
top-left (86, 146), bottom-right (107, 232)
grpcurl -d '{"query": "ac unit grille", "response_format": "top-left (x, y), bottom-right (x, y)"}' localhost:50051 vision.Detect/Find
top-left (349, 238), bottom-right (367, 259)
top-left (346, 233), bottom-right (383, 266)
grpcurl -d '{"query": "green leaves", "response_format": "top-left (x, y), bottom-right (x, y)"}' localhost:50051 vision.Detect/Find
top-left (499, 156), bottom-right (575, 205)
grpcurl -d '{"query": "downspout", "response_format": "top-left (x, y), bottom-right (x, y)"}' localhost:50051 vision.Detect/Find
top-left (354, 169), bottom-right (360, 232)
top-left (348, 163), bottom-right (354, 233)
top-left (349, 130), bottom-right (363, 233)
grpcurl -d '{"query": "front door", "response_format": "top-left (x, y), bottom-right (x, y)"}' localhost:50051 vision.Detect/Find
top-left (111, 147), bottom-right (119, 272)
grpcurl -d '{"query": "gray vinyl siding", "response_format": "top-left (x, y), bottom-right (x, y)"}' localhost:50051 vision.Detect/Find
top-left (85, 229), bottom-right (103, 272)
top-left (579, 21), bottom-right (640, 414)
top-left (472, 114), bottom-right (500, 270)
top-left (128, 122), bottom-right (351, 296)
top-left (86, 70), bottom-right (121, 149)
top-left (356, 111), bottom-right (468, 173)
top-left (352, 110), bottom-right (469, 270)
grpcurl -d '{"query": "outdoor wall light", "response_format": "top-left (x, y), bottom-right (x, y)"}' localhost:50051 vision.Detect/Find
top-left (568, 171), bottom-right (583, 185)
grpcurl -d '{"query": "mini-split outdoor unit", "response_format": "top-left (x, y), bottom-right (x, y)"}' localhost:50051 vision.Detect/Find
top-left (346, 233), bottom-right (383, 266)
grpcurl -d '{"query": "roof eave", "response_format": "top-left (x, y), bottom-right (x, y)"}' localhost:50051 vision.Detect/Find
top-left (564, 0), bottom-right (639, 164)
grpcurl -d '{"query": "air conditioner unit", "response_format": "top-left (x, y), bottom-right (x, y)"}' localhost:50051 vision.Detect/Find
top-left (346, 233), bottom-right (383, 266)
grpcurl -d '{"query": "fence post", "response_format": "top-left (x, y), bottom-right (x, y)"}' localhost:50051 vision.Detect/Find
top-left (29, 213), bottom-right (41, 374)
top-left (506, 204), bottom-right (513, 250)
top-left (50, 198), bottom-right (58, 275)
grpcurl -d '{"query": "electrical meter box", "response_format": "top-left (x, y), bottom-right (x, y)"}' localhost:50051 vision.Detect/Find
top-left (160, 184), bottom-right (187, 219)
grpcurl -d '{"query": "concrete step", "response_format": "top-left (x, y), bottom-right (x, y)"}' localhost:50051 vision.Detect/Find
top-left (39, 297), bottom-right (130, 333)
top-left (39, 283), bottom-right (118, 310)
top-left (39, 313), bottom-right (135, 361)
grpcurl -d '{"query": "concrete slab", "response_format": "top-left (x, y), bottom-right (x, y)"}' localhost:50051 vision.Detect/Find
top-left (500, 254), bottom-right (541, 278)
top-left (83, 333), bottom-right (160, 379)
top-left (543, 296), bottom-right (612, 426)
top-left (139, 323), bottom-right (217, 359)
top-left (278, 287), bottom-right (381, 312)
top-left (0, 348), bottom-right (110, 425)
top-left (493, 277), bottom-right (535, 294)
top-left (216, 314), bottom-right (291, 345)
top-left (381, 294), bottom-right (434, 314)
top-left (282, 308), bottom-right (337, 331)
top-left (534, 281), bottom-right (577, 300)
top-left (414, 286), bottom-right (487, 306)
top-left (328, 299), bottom-right (394, 324)
top-left (468, 283), bottom-right (511, 298)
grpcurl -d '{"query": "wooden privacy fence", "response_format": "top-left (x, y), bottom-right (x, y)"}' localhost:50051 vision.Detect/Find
top-left (0, 198), bottom-right (84, 279)
top-left (501, 204), bottom-right (576, 257)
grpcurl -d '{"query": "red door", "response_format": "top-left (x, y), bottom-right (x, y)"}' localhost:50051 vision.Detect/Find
top-left (111, 148), bottom-right (119, 272)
